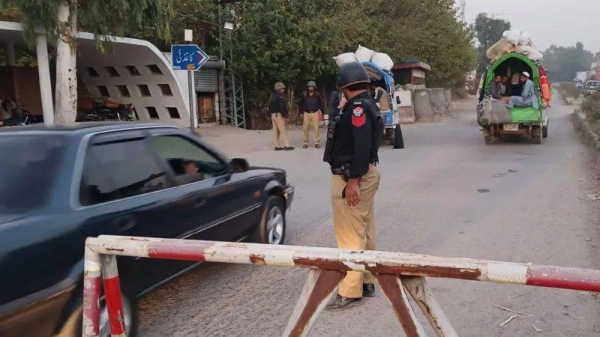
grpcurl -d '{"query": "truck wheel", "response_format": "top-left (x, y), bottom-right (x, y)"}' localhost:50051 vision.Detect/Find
top-left (542, 124), bottom-right (548, 138)
top-left (393, 124), bottom-right (405, 149)
top-left (255, 196), bottom-right (286, 245)
top-left (531, 126), bottom-right (543, 144)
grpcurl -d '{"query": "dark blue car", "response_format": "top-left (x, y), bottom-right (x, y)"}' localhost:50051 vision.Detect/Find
top-left (0, 123), bottom-right (294, 337)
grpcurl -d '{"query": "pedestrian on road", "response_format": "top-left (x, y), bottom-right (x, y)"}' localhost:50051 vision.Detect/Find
top-left (328, 88), bottom-right (346, 122)
top-left (298, 81), bottom-right (324, 148)
top-left (323, 62), bottom-right (381, 311)
top-left (268, 82), bottom-right (294, 151)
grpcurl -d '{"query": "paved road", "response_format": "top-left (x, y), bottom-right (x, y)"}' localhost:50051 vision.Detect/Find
top-left (138, 97), bottom-right (600, 336)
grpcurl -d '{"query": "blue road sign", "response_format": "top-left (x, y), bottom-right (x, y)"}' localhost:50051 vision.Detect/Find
top-left (171, 44), bottom-right (209, 71)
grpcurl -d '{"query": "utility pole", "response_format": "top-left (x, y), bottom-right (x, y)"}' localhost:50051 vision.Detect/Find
top-left (214, 0), bottom-right (246, 129)
top-left (459, 0), bottom-right (466, 23)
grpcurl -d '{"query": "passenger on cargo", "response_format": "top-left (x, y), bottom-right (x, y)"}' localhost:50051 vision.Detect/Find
top-left (490, 75), bottom-right (504, 99)
top-left (507, 72), bottom-right (539, 109)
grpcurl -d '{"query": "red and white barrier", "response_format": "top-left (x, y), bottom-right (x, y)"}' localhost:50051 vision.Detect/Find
top-left (83, 235), bottom-right (600, 337)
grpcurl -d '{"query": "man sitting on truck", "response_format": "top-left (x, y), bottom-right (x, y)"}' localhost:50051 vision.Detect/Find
top-left (507, 72), bottom-right (539, 109)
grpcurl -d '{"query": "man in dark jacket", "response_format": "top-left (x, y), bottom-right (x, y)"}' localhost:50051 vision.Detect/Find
top-left (298, 81), bottom-right (324, 148)
top-left (268, 82), bottom-right (294, 151)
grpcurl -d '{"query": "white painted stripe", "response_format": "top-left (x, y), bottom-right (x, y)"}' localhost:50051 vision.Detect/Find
top-left (339, 252), bottom-right (367, 271)
top-left (487, 262), bottom-right (528, 284)
top-left (84, 260), bottom-right (102, 273)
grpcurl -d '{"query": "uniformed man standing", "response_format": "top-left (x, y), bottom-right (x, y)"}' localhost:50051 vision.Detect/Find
top-left (324, 62), bottom-right (381, 310)
top-left (298, 81), bottom-right (324, 148)
top-left (268, 82), bottom-right (294, 151)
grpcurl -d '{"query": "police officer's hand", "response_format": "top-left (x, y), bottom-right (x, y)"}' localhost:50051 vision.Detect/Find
top-left (345, 178), bottom-right (361, 206)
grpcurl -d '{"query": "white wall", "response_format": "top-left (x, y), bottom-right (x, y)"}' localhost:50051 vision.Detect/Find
top-left (77, 35), bottom-right (190, 127)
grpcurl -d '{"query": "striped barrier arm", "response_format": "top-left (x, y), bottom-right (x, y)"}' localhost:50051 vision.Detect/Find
top-left (83, 235), bottom-right (600, 337)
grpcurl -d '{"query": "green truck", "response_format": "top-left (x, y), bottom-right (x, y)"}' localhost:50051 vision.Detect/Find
top-left (477, 53), bottom-right (551, 144)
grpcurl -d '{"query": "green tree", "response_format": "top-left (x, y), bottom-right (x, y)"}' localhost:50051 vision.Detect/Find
top-left (472, 13), bottom-right (511, 77)
top-left (374, 0), bottom-right (475, 88)
top-left (543, 42), bottom-right (594, 82)
top-left (0, 0), bottom-right (174, 124)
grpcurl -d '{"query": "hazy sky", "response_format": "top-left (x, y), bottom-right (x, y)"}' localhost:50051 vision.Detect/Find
top-left (461, 0), bottom-right (599, 53)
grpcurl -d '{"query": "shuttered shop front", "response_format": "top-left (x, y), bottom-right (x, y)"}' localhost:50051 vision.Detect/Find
top-left (195, 69), bottom-right (218, 92)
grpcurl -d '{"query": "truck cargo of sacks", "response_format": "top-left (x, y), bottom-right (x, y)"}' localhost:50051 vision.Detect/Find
top-left (355, 45), bottom-right (375, 63)
top-left (486, 39), bottom-right (516, 61)
top-left (333, 53), bottom-right (358, 67)
top-left (516, 45), bottom-right (543, 62)
top-left (371, 52), bottom-right (394, 71)
top-left (502, 29), bottom-right (534, 47)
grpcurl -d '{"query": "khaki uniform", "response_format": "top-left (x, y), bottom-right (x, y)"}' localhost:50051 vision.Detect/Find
top-left (302, 113), bottom-right (320, 146)
top-left (271, 113), bottom-right (290, 148)
top-left (330, 165), bottom-right (381, 298)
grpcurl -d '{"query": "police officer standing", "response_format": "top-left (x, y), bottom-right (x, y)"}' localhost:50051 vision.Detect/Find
top-left (324, 62), bottom-right (381, 310)
top-left (268, 82), bottom-right (294, 151)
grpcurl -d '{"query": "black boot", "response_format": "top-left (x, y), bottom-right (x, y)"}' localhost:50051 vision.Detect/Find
top-left (363, 283), bottom-right (376, 298)
top-left (325, 295), bottom-right (363, 311)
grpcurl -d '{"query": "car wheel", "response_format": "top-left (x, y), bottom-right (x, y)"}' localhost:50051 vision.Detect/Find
top-left (56, 291), bottom-right (138, 337)
top-left (99, 293), bottom-right (138, 337)
top-left (256, 196), bottom-right (286, 245)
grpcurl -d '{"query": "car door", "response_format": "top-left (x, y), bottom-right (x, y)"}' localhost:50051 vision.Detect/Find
top-left (147, 130), bottom-right (259, 242)
top-left (77, 131), bottom-right (194, 292)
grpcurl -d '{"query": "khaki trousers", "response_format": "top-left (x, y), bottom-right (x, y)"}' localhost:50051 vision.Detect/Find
top-left (302, 112), bottom-right (320, 145)
top-left (330, 165), bottom-right (381, 298)
top-left (271, 113), bottom-right (290, 148)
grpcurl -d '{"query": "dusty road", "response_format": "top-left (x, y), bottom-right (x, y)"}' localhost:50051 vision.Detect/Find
top-left (138, 97), bottom-right (600, 337)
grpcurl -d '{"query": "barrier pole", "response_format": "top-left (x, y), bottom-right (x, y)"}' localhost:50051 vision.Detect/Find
top-left (101, 255), bottom-right (127, 337)
top-left (82, 243), bottom-right (102, 337)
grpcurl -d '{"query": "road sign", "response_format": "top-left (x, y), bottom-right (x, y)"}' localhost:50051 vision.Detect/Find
top-left (171, 44), bottom-right (209, 71)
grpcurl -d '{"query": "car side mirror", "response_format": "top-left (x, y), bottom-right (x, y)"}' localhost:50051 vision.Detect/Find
top-left (396, 96), bottom-right (401, 105)
top-left (230, 158), bottom-right (249, 173)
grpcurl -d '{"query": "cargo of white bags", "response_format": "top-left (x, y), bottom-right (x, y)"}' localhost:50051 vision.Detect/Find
top-left (518, 31), bottom-right (532, 46)
top-left (502, 29), bottom-right (521, 45)
top-left (371, 52), bottom-right (394, 71)
top-left (355, 45), bottom-right (375, 63)
top-left (516, 45), bottom-right (543, 62)
top-left (486, 39), bottom-right (516, 61)
top-left (333, 53), bottom-right (358, 67)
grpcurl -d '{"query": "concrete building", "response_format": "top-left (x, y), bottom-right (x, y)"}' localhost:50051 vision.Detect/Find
top-left (0, 20), bottom-right (221, 128)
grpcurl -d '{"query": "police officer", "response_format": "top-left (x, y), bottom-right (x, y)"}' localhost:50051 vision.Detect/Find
top-left (268, 82), bottom-right (294, 151)
top-left (324, 62), bottom-right (381, 311)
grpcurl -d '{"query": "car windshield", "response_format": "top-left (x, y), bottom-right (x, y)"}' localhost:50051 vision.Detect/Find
top-left (0, 134), bottom-right (66, 213)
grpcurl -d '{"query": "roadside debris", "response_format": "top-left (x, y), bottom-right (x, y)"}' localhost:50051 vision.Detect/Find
top-left (499, 315), bottom-right (518, 327)
top-left (498, 306), bottom-right (534, 317)
top-left (532, 324), bottom-right (542, 332)
top-left (586, 194), bottom-right (600, 201)
top-left (478, 189), bottom-right (490, 193)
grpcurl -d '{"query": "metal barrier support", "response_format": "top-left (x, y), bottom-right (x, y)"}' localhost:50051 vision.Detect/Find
top-left (83, 235), bottom-right (600, 337)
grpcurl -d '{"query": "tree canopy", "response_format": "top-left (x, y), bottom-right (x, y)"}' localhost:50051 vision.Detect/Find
top-left (2, 0), bottom-right (476, 122)
top-left (471, 13), bottom-right (511, 77)
top-left (543, 42), bottom-right (594, 82)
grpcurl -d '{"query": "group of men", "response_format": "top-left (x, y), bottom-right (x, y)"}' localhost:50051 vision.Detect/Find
top-left (267, 81), bottom-right (339, 150)
top-left (268, 62), bottom-right (384, 310)
top-left (490, 71), bottom-right (539, 109)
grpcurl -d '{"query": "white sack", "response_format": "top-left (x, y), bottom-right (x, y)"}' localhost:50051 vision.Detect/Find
top-left (355, 45), bottom-right (375, 63)
top-left (333, 53), bottom-right (357, 67)
top-left (371, 52), bottom-right (394, 71)
top-left (502, 29), bottom-right (521, 45)
top-left (516, 45), bottom-right (543, 62)
top-left (518, 31), bottom-right (531, 46)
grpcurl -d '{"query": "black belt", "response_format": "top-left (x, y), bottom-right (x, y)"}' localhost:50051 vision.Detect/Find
top-left (305, 110), bottom-right (318, 113)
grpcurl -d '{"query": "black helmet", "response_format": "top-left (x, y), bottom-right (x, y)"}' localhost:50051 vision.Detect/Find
top-left (336, 62), bottom-right (370, 89)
